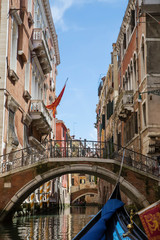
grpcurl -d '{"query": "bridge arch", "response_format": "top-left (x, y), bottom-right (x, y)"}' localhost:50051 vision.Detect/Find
top-left (0, 163), bottom-right (149, 222)
top-left (71, 188), bottom-right (98, 203)
top-left (72, 193), bottom-right (98, 204)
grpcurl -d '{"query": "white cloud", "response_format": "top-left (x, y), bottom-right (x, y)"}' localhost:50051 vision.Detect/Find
top-left (51, 0), bottom-right (74, 30)
top-left (51, 0), bottom-right (125, 30)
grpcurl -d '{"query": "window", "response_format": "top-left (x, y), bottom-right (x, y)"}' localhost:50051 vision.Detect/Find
top-left (107, 100), bottom-right (114, 120)
top-left (133, 55), bottom-right (137, 90)
top-left (80, 179), bottom-right (85, 184)
top-left (71, 178), bottom-right (74, 186)
top-left (125, 72), bottom-right (128, 90)
top-left (102, 114), bottom-right (105, 129)
top-left (28, 0), bottom-right (32, 13)
top-left (134, 112), bottom-right (138, 134)
top-left (143, 102), bottom-right (147, 127)
top-left (123, 33), bottom-right (126, 50)
top-left (130, 62), bottom-right (133, 90)
top-left (31, 70), bottom-right (36, 99)
top-left (44, 85), bottom-right (47, 103)
top-left (25, 50), bottom-right (30, 91)
top-left (10, 17), bottom-right (18, 72)
top-left (128, 67), bottom-right (131, 90)
top-left (8, 97), bottom-right (19, 147)
top-left (118, 53), bottom-right (121, 68)
top-left (123, 77), bottom-right (125, 90)
top-left (141, 38), bottom-right (145, 80)
top-left (117, 133), bottom-right (121, 150)
top-left (125, 112), bottom-right (138, 144)
top-left (130, 10), bottom-right (135, 32)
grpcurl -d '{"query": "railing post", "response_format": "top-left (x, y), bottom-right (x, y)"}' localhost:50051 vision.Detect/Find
top-left (84, 139), bottom-right (86, 157)
top-left (22, 150), bottom-right (24, 166)
top-left (71, 140), bottom-right (72, 157)
top-left (104, 140), bottom-right (107, 159)
top-left (66, 139), bottom-right (68, 157)
top-left (50, 139), bottom-right (52, 158)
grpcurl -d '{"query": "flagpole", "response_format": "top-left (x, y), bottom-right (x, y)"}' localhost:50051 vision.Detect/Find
top-left (65, 77), bottom-right (69, 85)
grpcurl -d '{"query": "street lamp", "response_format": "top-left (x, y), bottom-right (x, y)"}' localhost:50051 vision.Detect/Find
top-left (138, 89), bottom-right (160, 102)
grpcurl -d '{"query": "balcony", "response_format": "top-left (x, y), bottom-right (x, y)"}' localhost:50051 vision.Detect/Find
top-left (140, 0), bottom-right (160, 12)
top-left (32, 28), bottom-right (52, 75)
top-left (30, 100), bottom-right (52, 135)
top-left (117, 90), bottom-right (134, 121)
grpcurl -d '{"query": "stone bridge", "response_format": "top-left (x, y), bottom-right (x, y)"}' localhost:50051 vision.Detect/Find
top-left (0, 139), bottom-right (159, 222)
top-left (71, 188), bottom-right (98, 203)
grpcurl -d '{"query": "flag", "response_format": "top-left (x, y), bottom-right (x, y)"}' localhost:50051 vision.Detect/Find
top-left (138, 200), bottom-right (160, 240)
top-left (46, 80), bottom-right (67, 118)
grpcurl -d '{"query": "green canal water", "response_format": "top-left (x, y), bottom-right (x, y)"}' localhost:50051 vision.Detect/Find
top-left (0, 206), bottom-right (99, 240)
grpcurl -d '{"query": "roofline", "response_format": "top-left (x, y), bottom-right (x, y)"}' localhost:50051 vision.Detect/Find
top-left (42, 0), bottom-right (60, 66)
top-left (116, 0), bottom-right (136, 51)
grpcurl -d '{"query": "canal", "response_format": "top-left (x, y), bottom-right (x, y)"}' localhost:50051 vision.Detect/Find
top-left (0, 206), bottom-right (100, 240)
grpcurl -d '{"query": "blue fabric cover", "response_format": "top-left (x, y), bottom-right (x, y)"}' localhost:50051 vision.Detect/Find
top-left (81, 199), bottom-right (124, 240)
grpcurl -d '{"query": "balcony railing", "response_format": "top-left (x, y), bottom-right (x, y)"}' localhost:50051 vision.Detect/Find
top-left (30, 100), bottom-right (52, 134)
top-left (118, 90), bottom-right (134, 121)
top-left (32, 28), bottom-right (52, 75)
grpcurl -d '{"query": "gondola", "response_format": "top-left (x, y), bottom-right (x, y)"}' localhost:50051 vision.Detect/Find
top-left (72, 183), bottom-right (148, 240)
top-left (73, 149), bottom-right (148, 240)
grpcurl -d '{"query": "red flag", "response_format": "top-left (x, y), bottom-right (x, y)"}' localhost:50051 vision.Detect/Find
top-left (138, 200), bottom-right (160, 240)
top-left (46, 81), bottom-right (67, 118)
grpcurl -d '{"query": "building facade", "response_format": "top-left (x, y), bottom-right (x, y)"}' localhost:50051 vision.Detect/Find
top-left (97, 0), bottom-right (160, 159)
top-left (71, 174), bottom-right (98, 204)
top-left (55, 120), bottom-right (72, 206)
top-left (96, 0), bottom-right (160, 204)
top-left (0, 0), bottom-right (60, 163)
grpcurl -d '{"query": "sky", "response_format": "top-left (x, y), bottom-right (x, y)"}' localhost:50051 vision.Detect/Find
top-left (49, 0), bottom-right (128, 140)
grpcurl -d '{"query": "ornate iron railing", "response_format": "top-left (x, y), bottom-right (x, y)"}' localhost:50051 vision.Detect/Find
top-left (0, 139), bottom-right (159, 177)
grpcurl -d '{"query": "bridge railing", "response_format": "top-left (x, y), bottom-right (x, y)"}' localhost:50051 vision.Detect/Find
top-left (0, 139), bottom-right (159, 177)
top-left (0, 146), bottom-right (48, 173)
top-left (46, 139), bottom-right (159, 177)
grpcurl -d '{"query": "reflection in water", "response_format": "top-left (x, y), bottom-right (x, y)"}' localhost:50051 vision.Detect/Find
top-left (0, 206), bottom-right (99, 240)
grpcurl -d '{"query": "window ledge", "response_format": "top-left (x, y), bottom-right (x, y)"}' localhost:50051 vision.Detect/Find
top-left (22, 112), bottom-right (32, 127)
top-left (10, 7), bottom-right (22, 25)
top-left (23, 90), bottom-right (31, 101)
top-left (28, 12), bottom-right (34, 25)
top-left (8, 95), bottom-right (19, 112)
top-left (9, 69), bottom-right (19, 82)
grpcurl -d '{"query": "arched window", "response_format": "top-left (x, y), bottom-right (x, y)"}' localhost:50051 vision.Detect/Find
top-left (141, 37), bottom-right (145, 80)
top-left (10, 17), bottom-right (18, 72)
top-left (128, 66), bottom-right (131, 90)
top-left (130, 61), bottom-right (133, 90)
top-left (25, 50), bottom-right (31, 92)
top-left (44, 84), bottom-right (47, 104)
top-left (28, 0), bottom-right (32, 13)
top-left (133, 54), bottom-right (137, 90)
top-left (125, 72), bottom-right (128, 90)
top-left (123, 77), bottom-right (125, 90)
top-left (31, 69), bottom-right (36, 99)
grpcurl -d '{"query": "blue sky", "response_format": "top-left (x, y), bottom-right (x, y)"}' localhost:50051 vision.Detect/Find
top-left (50, 0), bottom-right (128, 140)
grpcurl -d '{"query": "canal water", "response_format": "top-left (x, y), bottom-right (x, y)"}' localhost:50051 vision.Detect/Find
top-left (0, 206), bottom-right (100, 240)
